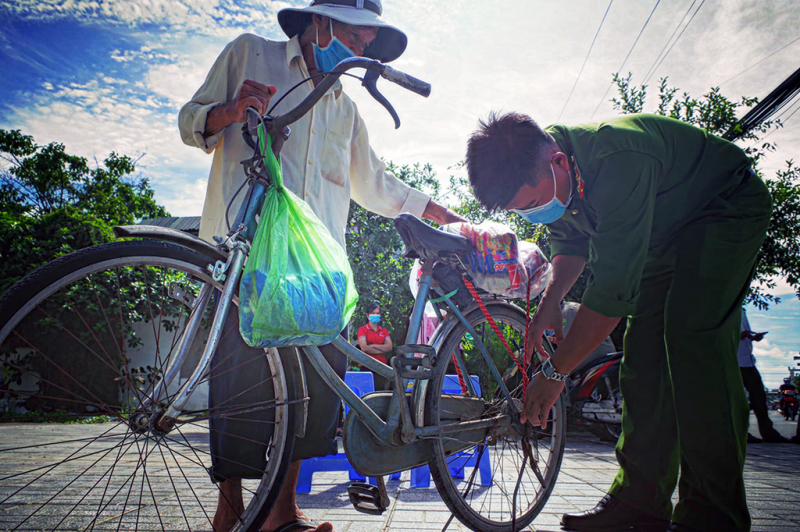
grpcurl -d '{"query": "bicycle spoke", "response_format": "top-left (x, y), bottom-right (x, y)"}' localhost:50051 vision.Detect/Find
top-left (428, 305), bottom-right (565, 529)
top-left (10, 330), bottom-right (127, 415)
top-left (0, 422), bottom-right (125, 487)
top-left (8, 430), bottom-right (134, 531)
top-left (48, 428), bottom-right (137, 531)
top-left (0, 244), bottom-right (290, 532)
top-left (88, 427), bottom-right (139, 532)
top-left (88, 431), bottom-right (165, 530)
top-left (164, 437), bottom-right (216, 531)
top-left (157, 443), bottom-right (193, 532)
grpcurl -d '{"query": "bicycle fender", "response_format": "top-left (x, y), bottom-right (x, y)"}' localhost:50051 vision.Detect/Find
top-left (279, 347), bottom-right (308, 439)
top-left (113, 225), bottom-right (228, 263)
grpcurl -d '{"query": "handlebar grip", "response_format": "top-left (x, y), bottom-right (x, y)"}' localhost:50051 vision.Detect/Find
top-left (381, 65), bottom-right (431, 98)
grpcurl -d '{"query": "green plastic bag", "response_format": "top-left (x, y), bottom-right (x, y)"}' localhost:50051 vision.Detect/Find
top-left (239, 127), bottom-right (358, 348)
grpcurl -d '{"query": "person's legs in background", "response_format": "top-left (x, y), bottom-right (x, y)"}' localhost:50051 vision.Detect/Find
top-left (740, 366), bottom-right (788, 443)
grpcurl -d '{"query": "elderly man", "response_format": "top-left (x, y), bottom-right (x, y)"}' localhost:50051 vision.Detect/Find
top-left (465, 112), bottom-right (771, 532)
top-left (179, 2), bottom-right (461, 531)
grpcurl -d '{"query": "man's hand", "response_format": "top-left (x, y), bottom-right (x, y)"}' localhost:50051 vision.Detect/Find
top-left (525, 296), bottom-right (564, 365)
top-left (204, 80), bottom-right (277, 138)
top-left (230, 80), bottom-right (277, 122)
top-left (520, 372), bottom-right (564, 429)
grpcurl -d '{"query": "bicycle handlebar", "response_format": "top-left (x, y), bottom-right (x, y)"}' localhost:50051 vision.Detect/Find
top-left (248, 57), bottom-right (431, 138)
top-left (380, 64), bottom-right (431, 98)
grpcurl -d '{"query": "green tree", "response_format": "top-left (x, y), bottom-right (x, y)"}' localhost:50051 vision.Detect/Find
top-left (346, 162), bottom-right (441, 350)
top-left (610, 73), bottom-right (800, 309)
top-left (0, 129), bottom-right (167, 292)
top-left (0, 130), bottom-right (182, 414)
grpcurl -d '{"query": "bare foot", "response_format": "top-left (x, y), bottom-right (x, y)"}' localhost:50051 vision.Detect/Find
top-left (212, 478), bottom-right (245, 532)
top-left (260, 506), bottom-right (333, 532)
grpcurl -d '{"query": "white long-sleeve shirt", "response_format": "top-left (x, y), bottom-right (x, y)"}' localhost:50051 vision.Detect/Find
top-left (179, 33), bottom-right (430, 248)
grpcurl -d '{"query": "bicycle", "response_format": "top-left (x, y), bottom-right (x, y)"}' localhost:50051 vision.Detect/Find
top-left (0, 57), bottom-right (565, 532)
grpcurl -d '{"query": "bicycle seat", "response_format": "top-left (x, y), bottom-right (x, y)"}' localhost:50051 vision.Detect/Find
top-left (394, 214), bottom-right (472, 259)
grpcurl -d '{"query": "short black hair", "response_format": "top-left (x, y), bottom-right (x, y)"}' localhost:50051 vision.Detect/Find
top-left (465, 111), bottom-right (554, 212)
top-left (367, 301), bottom-right (380, 314)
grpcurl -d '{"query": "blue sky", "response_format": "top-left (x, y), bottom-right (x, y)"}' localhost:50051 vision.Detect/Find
top-left (1, 0), bottom-right (798, 385)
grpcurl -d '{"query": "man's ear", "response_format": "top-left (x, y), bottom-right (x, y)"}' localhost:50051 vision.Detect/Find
top-left (551, 151), bottom-right (570, 174)
top-left (311, 14), bottom-right (328, 28)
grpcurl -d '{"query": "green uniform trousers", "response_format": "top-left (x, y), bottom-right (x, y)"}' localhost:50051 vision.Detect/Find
top-left (608, 172), bottom-right (772, 532)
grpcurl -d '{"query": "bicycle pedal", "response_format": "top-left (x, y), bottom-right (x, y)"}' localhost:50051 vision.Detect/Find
top-left (392, 344), bottom-right (436, 380)
top-left (347, 480), bottom-right (390, 515)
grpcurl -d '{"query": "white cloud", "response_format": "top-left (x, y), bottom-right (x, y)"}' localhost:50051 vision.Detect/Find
top-left (156, 177), bottom-right (208, 217)
top-left (5, 0), bottom-right (286, 38)
top-left (337, 0), bottom-right (800, 193)
top-left (753, 337), bottom-right (797, 389)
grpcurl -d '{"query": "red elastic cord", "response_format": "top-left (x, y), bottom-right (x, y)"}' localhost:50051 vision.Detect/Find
top-left (461, 274), bottom-right (529, 399)
top-left (452, 353), bottom-right (468, 394)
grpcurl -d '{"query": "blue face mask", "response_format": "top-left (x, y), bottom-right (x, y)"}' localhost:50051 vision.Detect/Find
top-left (313, 20), bottom-right (356, 73)
top-left (511, 161), bottom-right (572, 225)
top-left (368, 314), bottom-right (381, 324)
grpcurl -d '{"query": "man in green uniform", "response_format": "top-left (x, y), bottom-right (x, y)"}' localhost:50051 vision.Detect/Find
top-left (465, 112), bottom-right (772, 532)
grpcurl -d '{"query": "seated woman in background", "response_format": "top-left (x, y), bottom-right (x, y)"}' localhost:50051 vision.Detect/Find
top-left (357, 302), bottom-right (393, 389)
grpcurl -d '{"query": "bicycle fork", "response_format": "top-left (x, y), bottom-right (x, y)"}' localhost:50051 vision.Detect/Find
top-left (133, 242), bottom-right (248, 434)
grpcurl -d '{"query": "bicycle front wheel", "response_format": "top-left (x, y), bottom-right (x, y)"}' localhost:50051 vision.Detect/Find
top-left (424, 302), bottom-right (566, 532)
top-left (0, 240), bottom-right (293, 532)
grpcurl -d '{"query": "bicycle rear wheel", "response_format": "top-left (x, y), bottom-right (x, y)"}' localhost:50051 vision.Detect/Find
top-left (424, 302), bottom-right (566, 532)
top-left (0, 240), bottom-right (294, 532)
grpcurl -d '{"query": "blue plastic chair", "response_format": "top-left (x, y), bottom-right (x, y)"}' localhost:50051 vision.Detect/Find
top-left (343, 370), bottom-right (375, 418)
top-left (410, 374), bottom-right (492, 488)
top-left (296, 371), bottom-right (400, 493)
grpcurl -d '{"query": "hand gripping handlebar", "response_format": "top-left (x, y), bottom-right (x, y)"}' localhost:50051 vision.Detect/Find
top-left (246, 57), bottom-right (431, 139)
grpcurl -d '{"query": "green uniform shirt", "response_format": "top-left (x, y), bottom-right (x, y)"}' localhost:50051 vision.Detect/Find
top-left (544, 114), bottom-right (752, 318)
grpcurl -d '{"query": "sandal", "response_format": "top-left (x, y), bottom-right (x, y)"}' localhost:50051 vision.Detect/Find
top-left (272, 519), bottom-right (320, 532)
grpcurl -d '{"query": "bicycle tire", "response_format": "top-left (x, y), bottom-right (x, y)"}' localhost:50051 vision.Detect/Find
top-left (424, 302), bottom-right (566, 532)
top-left (0, 240), bottom-right (294, 532)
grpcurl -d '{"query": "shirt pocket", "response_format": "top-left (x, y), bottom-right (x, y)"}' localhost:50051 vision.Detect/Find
top-left (320, 127), bottom-right (351, 187)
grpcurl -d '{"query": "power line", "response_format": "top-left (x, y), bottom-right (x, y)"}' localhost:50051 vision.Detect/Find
top-left (719, 35), bottom-right (800, 87)
top-left (762, 96), bottom-right (800, 141)
top-left (557, 0), bottom-right (615, 122)
top-left (643, 0), bottom-right (706, 85)
top-left (641, 0), bottom-right (696, 84)
top-left (591, 0), bottom-right (661, 118)
top-left (775, 95), bottom-right (800, 122)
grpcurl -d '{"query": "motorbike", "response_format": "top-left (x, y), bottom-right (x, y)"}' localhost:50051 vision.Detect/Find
top-left (779, 389), bottom-right (798, 421)
top-left (503, 349), bottom-right (624, 442)
top-left (565, 351), bottom-right (624, 441)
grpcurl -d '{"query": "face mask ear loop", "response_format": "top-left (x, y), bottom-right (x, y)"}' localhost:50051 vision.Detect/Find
top-left (316, 25), bottom-right (319, 46)
top-left (551, 155), bottom-right (573, 205)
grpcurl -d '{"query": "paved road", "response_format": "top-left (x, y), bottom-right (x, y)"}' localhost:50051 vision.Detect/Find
top-left (0, 411), bottom-right (797, 531)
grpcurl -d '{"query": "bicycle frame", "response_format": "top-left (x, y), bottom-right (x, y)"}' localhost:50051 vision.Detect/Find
top-left (156, 238), bottom-right (520, 444)
top-left (154, 59), bottom-right (521, 442)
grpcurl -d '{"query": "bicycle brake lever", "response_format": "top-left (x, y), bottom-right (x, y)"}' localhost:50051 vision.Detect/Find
top-left (362, 65), bottom-right (401, 129)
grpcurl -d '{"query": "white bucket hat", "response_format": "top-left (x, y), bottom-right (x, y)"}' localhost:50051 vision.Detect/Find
top-left (278, 0), bottom-right (408, 63)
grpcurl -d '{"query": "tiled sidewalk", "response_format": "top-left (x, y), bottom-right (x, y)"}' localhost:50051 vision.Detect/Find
top-left (298, 412), bottom-right (800, 531)
top-left (0, 412), bottom-right (796, 531)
